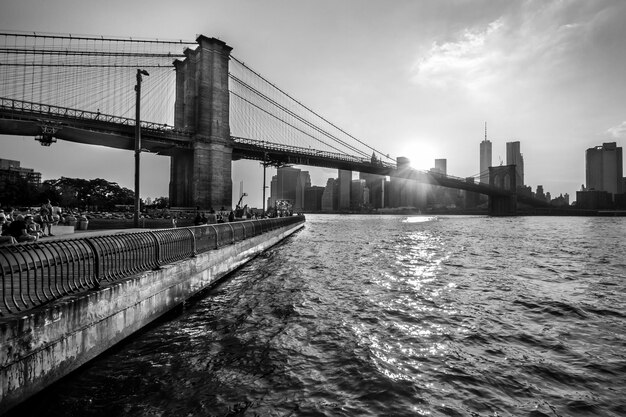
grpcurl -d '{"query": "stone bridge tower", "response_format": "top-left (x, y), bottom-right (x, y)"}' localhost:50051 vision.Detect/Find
top-left (169, 35), bottom-right (233, 209)
top-left (488, 164), bottom-right (517, 215)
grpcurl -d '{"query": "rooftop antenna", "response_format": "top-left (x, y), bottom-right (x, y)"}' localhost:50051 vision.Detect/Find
top-left (484, 122), bottom-right (487, 141)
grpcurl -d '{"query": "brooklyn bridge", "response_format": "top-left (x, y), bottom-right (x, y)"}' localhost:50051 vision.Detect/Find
top-left (0, 32), bottom-right (548, 215)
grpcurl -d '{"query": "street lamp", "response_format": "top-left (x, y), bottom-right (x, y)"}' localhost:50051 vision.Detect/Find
top-left (134, 69), bottom-right (149, 228)
top-left (262, 151), bottom-right (268, 214)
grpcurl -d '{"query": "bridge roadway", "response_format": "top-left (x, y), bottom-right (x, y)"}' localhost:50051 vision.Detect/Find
top-left (0, 97), bottom-right (547, 203)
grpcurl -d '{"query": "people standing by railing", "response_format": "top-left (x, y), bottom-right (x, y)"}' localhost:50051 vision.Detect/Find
top-left (40, 199), bottom-right (54, 237)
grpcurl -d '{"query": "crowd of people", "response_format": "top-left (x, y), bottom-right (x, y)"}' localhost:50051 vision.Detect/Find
top-left (192, 205), bottom-right (260, 226)
top-left (1, 200), bottom-right (296, 245)
top-left (0, 200), bottom-right (55, 244)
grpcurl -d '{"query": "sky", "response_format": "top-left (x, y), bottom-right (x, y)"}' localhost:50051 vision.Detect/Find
top-left (1, 0), bottom-right (625, 207)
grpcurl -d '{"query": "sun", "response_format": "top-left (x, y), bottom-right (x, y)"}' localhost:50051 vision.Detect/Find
top-left (397, 140), bottom-right (442, 171)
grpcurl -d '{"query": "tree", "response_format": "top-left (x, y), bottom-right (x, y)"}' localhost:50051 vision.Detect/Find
top-left (39, 177), bottom-right (135, 211)
top-left (153, 196), bottom-right (169, 209)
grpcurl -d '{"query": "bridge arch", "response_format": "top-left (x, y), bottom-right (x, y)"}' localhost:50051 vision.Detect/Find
top-left (488, 165), bottom-right (517, 215)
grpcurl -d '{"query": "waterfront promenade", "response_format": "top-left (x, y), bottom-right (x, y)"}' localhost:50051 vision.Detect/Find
top-left (0, 216), bottom-right (305, 413)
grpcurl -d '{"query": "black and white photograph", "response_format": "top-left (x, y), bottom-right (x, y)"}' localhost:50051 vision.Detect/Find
top-left (1, 1), bottom-right (625, 416)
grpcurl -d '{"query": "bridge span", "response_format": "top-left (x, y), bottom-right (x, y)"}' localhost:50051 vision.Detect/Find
top-left (0, 33), bottom-right (548, 215)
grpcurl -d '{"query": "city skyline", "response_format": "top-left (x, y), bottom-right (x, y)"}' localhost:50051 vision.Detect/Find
top-left (2, 0), bottom-right (626, 207)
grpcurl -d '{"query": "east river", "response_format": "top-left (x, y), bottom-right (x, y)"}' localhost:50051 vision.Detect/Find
top-left (8, 215), bottom-right (626, 416)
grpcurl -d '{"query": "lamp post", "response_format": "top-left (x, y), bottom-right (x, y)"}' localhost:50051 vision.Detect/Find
top-left (262, 151), bottom-right (267, 214)
top-left (134, 69), bottom-right (149, 228)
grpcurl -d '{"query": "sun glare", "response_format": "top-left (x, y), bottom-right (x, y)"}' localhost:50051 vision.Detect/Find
top-left (398, 141), bottom-right (441, 171)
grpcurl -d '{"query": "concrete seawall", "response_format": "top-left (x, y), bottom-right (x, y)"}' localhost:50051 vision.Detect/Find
top-left (0, 219), bottom-right (304, 413)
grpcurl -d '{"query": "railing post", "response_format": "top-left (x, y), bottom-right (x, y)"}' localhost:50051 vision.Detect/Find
top-left (188, 227), bottom-right (197, 257)
top-left (84, 238), bottom-right (101, 289)
top-left (227, 223), bottom-right (235, 244)
top-left (148, 231), bottom-right (161, 269)
top-left (209, 225), bottom-right (219, 248)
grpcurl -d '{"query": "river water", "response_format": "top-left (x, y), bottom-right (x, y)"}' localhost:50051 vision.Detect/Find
top-left (9, 214), bottom-right (626, 417)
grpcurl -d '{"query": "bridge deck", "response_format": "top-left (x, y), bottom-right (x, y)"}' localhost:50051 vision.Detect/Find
top-left (0, 98), bottom-right (550, 203)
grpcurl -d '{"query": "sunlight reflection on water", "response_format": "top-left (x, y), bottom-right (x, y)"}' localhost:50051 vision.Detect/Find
top-left (402, 216), bottom-right (438, 223)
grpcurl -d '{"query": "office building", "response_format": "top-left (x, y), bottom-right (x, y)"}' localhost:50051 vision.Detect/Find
top-left (360, 172), bottom-right (385, 209)
top-left (586, 142), bottom-right (623, 196)
top-left (535, 185), bottom-right (546, 201)
top-left (506, 141), bottom-right (524, 187)
top-left (294, 171), bottom-right (311, 211)
top-left (268, 175), bottom-right (278, 208)
top-left (338, 169), bottom-right (351, 210)
top-left (321, 178), bottom-right (338, 212)
top-left (276, 167), bottom-right (300, 205)
top-left (390, 157), bottom-right (411, 207)
top-left (268, 166), bottom-right (313, 211)
top-left (480, 136), bottom-right (492, 184)
top-left (0, 159), bottom-right (42, 187)
top-left (350, 179), bottom-right (369, 209)
top-left (434, 159), bottom-right (447, 175)
top-left (303, 186), bottom-right (325, 212)
top-left (0, 159), bottom-right (42, 198)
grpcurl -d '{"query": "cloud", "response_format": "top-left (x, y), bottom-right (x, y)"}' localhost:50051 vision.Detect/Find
top-left (410, 0), bottom-right (624, 97)
top-left (411, 19), bottom-right (504, 91)
top-left (607, 121), bottom-right (626, 139)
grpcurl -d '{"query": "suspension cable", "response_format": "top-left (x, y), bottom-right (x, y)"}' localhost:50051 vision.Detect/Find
top-left (231, 55), bottom-right (394, 162)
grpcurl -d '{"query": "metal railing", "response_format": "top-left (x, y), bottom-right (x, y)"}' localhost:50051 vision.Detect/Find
top-left (0, 216), bottom-right (304, 316)
top-left (0, 97), bottom-right (193, 138)
top-left (231, 136), bottom-right (397, 169)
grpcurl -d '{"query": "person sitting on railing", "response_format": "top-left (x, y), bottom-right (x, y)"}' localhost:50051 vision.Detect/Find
top-left (6, 214), bottom-right (36, 243)
top-left (0, 214), bottom-right (18, 244)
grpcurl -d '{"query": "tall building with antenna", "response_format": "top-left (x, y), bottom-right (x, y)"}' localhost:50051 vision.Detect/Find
top-left (479, 122), bottom-right (492, 184)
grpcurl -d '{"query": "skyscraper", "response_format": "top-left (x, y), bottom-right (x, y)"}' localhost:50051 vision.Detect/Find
top-left (350, 179), bottom-right (368, 208)
top-left (586, 142), bottom-right (623, 195)
top-left (434, 159), bottom-right (447, 175)
top-left (270, 167), bottom-right (310, 209)
top-left (321, 178), bottom-right (337, 212)
top-left (360, 172), bottom-right (385, 209)
top-left (294, 171), bottom-right (311, 211)
top-left (479, 124), bottom-right (492, 184)
top-left (338, 169), bottom-right (351, 210)
top-left (276, 167), bottom-right (300, 205)
top-left (268, 175), bottom-right (278, 208)
top-left (506, 141), bottom-right (524, 187)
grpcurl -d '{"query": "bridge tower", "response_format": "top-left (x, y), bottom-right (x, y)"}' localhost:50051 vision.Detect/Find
top-left (488, 165), bottom-right (517, 215)
top-left (169, 36), bottom-right (233, 209)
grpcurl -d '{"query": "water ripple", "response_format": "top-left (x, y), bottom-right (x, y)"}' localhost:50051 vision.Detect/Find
top-left (9, 215), bottom-right (626, 417)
